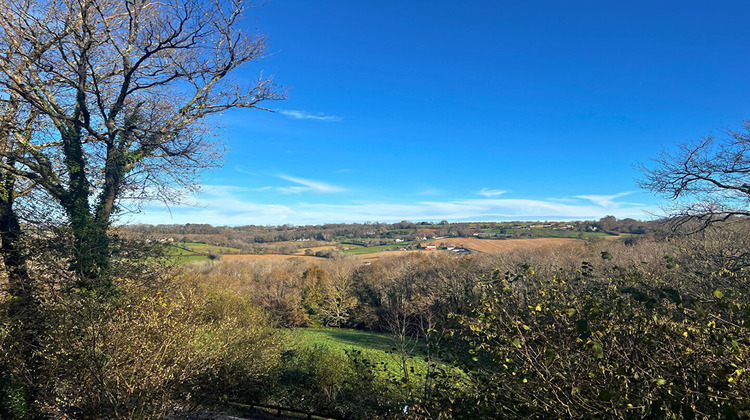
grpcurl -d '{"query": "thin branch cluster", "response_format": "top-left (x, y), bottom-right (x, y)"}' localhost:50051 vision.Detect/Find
top-left (638, 120), bottom-right (750, 229)
top-left (0, 0), bottom-right (284, 220)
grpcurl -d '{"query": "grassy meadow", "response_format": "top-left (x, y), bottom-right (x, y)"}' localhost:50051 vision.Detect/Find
top-left (286, 328), bottom-right (435, 378)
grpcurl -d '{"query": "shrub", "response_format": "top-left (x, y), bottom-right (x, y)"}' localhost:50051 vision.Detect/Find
top-left (432, 239), bottom-right (750, 419)
top-left (269, 345), bottom-right (399, 419)
top-left (0, 278), bottom-right (280, 419)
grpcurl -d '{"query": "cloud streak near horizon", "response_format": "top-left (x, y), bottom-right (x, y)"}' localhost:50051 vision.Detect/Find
top-left (478, 188), bottom-right (507, 198)
top-left (129, 186), bottom-right (656, 226)
top-left (276, 175), bottom-right (346, 194)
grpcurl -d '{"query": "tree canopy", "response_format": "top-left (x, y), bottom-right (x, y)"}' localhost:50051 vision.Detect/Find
top-left (0, 0), bottom-right (284, 289)
top-left (639, 119), bottom-right (750, 229)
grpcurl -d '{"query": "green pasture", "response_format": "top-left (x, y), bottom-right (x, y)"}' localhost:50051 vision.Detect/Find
top-left (165, 245), bottom-right (210, 264)
top-left (179, 242), bottom-right (243, 255)
top-left (343, 244), bottom-right (410, 255)
top-left (286, 328), bottom-right (438, 379)
top-left (175, 255), bottom-right (212, 264)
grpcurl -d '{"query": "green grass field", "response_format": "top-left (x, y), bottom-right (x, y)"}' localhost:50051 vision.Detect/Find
top-left (286, 328), bottom-right (438, 380)
top-left (179, 242), bottom-right (243, 255)
top-left (342, 244), bottom-right (410, 255)
top-left (175, 254), bottom-right (212, 263)
top-left (166, 244), bottom-right (211, 264)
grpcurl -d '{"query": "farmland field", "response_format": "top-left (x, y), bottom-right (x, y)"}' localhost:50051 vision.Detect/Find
top-left (294, 244), bottom-right (361, 254)
top-left (178, 242), bottom-right (243, 255)
top-left (343, 244), bottom-right (409, 255)
top-left (220, 254), bottom-right (321, 262)
top-left (424, 237), bottom-right (582, 253)
top-left (350, 238), bottom-right (584, 262)
top-left (294, 245), bottom-right (338, 254)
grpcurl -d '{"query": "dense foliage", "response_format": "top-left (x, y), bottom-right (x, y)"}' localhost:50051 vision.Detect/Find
top-left (0, 269), bottom-right (280, 419)
top-left (172, 224), bottom-right (749, 419)
top-left (2, 222), bottom-right (748, 419)
top-left (435, 244), bottom-right (749, 418)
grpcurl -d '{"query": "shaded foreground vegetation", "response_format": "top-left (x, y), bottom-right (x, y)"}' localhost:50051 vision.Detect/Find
top-left (1, 221), bottom-right (749, 418)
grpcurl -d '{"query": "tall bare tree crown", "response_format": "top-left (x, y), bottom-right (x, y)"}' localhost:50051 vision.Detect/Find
top-left (0, 0), bottom-right (284, 219)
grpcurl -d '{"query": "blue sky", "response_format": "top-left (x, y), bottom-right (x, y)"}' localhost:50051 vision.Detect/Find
top-left (132, 0), bottom-right (750, 226)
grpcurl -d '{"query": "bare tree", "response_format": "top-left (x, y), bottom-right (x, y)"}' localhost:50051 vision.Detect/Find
top-left (0, 0), bottom-right (284, 290)
top-left (318, 258), bottom-right (358, 327)
top-left (639, 120), bottom-right (750, 230)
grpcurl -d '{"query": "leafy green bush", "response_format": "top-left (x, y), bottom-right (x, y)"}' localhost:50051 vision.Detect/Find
top-left (269, 345), bottom-right (399, 418)
top-left (429, 240), bottom-right (750, 419)
top-left (0, 374), bottom-right (27, 420)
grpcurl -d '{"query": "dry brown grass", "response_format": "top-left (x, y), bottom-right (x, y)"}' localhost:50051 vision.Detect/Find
top-left (357, 250), bottom-right (437, 262)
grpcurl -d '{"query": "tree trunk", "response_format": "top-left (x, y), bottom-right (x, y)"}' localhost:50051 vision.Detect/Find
top-left (0, 167), bottom-right (44, 411)
top-left (0, 164), bottom-right (33, 308)
top-left (61, 127), bottom-right (114, 294)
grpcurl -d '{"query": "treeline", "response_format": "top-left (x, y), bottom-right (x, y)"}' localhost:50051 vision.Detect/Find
top-left (594, 215), bottom-right (656, 234)
top-left (125, 220), bottom-right (463, 243)
top-left (122, 217), bottom-right (663, 249)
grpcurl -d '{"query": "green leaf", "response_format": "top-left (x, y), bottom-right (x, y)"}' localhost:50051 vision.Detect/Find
top-left (633, 291), bottom-right (649, 302)
top-left (544, 348), bottom-right (555, 366)
top-left (592, 342), bottom-right (604, 358)
top-left (713, 289), bottom-right (724, 299)
top-left (662, 288), bottom-right (682, 304)
top-left (512, 338), bottom-right (522, 348)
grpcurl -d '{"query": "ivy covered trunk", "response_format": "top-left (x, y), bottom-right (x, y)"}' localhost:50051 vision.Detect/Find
top-left (60, 121), bottom-right (115, 294)
top-left (0, 167), bottom-right (32, 305)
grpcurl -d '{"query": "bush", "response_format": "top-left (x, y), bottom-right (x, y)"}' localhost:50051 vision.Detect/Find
top-left (0, 374), bottom-right (27, 420)
top-left (431, 238), bottom-right (750, 419)
top-left (0, 278), bottom-right (280, 419)
top-left (269, 345), bottom-right (398, 419)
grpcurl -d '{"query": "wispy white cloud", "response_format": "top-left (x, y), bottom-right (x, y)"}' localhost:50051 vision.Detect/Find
top-left (575, 192), bottom-right (637, 208)
top-left (477, 188), bottom-right (507, 198)
top-left (235, 167), bottom-right (257, 176)
top-left (129, 187), bottom-right (655, 226)
top-left (276, 175), bottom-right (346, 194)
top-left (277, 109), bottom-right (342, 121)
